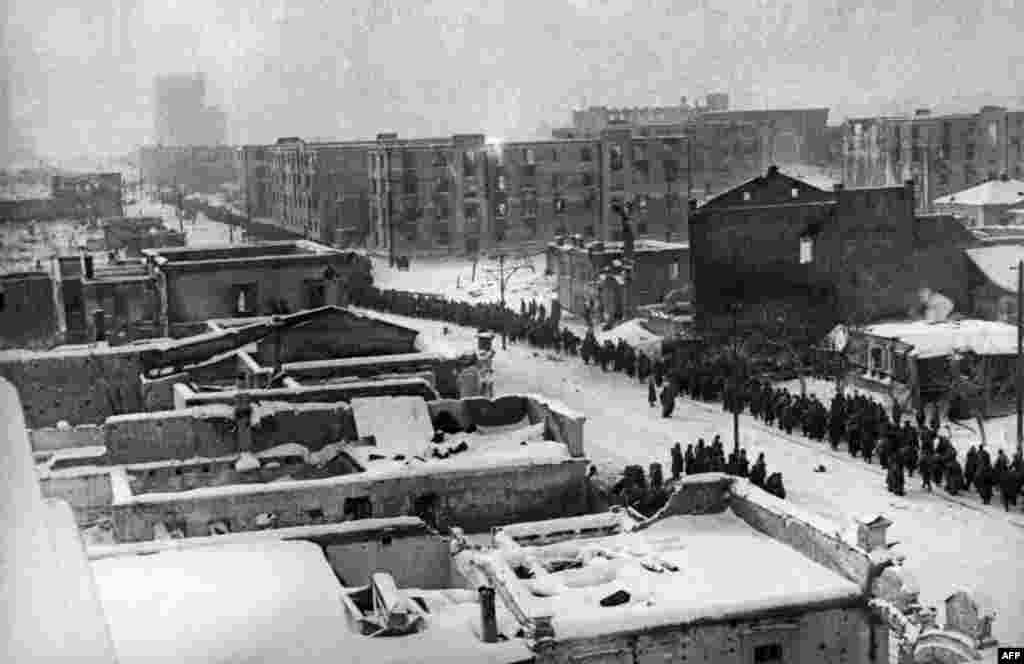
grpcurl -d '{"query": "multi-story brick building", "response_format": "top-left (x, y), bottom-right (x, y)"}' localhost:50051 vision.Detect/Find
top-left (267, 138), bottom-right (374, 247)
top-left (366, 129), bottom-right (691, 258)
top-left (236, 145), bottom-right (272, 221)
top-left (689, 167), bottom-right (969, 339)
top-left (841, 106), bottom-right (1024, 213)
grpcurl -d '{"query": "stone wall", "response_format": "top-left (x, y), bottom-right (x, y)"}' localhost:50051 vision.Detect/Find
top-left (323, 530), bottom-right (452, 590)
top-left (534, 606), bottom-right (874, 664)
top-left (0, 346), bottom-right (147, 428)
top-left (38, 471), bottom-right (113, 523)
top-left (111, 458), bottom-right (590, 542)
top-left (282, 352), bottom-right (472, 399)
top-left (0, 273), bottom-right (63, 350)
top-left (174, 377), bottom-right (438, 409)
top-left (29, 424), bottom-right (104, 451)
top-left (103, 401), bottom-right (357, 465)
top-left (727, 479), bottom-right (873, 589)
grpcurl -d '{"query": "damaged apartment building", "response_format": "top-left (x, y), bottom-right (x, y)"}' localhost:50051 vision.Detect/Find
top-left (841, 106), bottom-right (1024, 213)
top-left (0, 239), bottom-right (373, 348)
top-left (3, 373), bottom-right (993, 664)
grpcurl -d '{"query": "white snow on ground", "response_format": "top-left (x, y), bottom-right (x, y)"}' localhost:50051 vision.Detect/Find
top-left (371, 254), bottom-right (559, 314)
top-left (596, 319), bottom-right (664, 360)
top-left (353, 307), bottom-right (1024, 653)
top-left (517, 509), bottom-right (861, 642)
top-left (92, 540), bottom-right (351, 664)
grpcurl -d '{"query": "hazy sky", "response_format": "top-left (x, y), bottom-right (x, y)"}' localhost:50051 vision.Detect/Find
top-left (4, 0), bottom-right (1023, 159)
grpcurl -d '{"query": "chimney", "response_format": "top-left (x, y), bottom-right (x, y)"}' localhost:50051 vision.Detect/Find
top-left (855, 514), bottom-right (892, 551)
top-left (479, 586), bottom-right (498, 643)
top-left (92, 309), bottom-right (106, 342)
top-left (234, 392), bottom-right (253, 453)
top-left (83, 254), bottom-right (95, 280)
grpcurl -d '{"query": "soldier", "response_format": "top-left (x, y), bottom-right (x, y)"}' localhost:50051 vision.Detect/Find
top-left (886, 453), bottom-right (906, 496)
top-left (737, 448), bottom-right (750, 478)
top-left (999, 455), bottom-right (1019, 512)
top-left (919, 448), bottom-right (934, 492)
top-left (670, 443), bottom-right (684, 480)
top-left (648, 376), bottom-right (658, 408)
top-left (765, 472), bottom-right (786, 499)
top-left (694, 439), bottom-right (707, 474)
top-left (945, 455), bottom-right (965, 496)
top-left (975, 454), bottom-right (994, 505)
top-left (964, 446), bottom-right (978, 492)
top-left (660, 381), bottom-right (676, 419)
top-left (684, 443), bottom-right (696, 475)
top-left (750, 453), bottom-right (767, 488)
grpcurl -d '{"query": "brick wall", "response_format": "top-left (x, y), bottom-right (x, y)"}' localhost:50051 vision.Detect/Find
top-left (104, 402), bottom-right (358, 464)
top-left (111, 458), bottom-right (590, 542)
top-left (0, 273), bottom-right (63, 349)
top-left (0, 347), bottom-right (147, 427)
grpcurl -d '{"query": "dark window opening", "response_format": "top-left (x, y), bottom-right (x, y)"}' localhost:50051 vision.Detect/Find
top-left (754, 643), bottom-right (783, 664)
top-left (0, 291), bottom-right (5, 312)
top-left (636, 222), bottom-right (648, 234)
top-left (306, 507), bottom-right (325, 522)
top-left (413, 493), bottom-right (440, 529)
top-left (581, 146), bottom-right (593, 162)
top-left (232, 283), bottom-right (258, 315)
top-left (610, 146), bottom-right (624, 171)
top-left (344, 496), bottom-right (373, 520)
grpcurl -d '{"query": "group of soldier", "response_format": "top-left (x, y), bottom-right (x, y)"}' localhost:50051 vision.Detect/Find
top-left (359, 286), bottom-right (1024, 513)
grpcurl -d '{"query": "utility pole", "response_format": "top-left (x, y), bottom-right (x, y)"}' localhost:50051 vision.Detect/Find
top-left (498, 254), bottom-right (507, 350)
top-left (1018, 258), bottom-right (1022, 456)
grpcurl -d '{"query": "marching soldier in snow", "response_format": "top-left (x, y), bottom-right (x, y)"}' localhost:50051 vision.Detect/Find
top-left (684, 443), bottom-right (696, 475)
top-left (945, 454), bottom-right (965, 496)
top-left (670, 443), bottom-right (684, 480)
top-left (750, 452), bottom-right (767, 488)
top-left (648, 376), bottom-right (658, 408)
top-left (659, 380), bottom-right (676, 419)
top-left (919, 447), bottom-right (934, 492)
top-left (765, 472), bottom-right (786, 499)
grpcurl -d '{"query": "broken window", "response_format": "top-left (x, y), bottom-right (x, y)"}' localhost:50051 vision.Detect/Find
top-left (344, 496), bottom-right (373, 520)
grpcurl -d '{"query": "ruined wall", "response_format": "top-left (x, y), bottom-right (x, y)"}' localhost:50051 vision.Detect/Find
top-left (0, 346), bottom-right (146, 427)
top-left (728, 480), bottom-right (872, 589)
top-left (111, 458), bottom-right (590, 542)
top-left (103, 402), bottom-right (357, 464)
top-left (284, 353), bottom-right (471, 399)
top-left (252, 312), bottom-right (418, 364)
top-left (534, 606), bottom-right (874, 664)
top-left (29, 424), bottom-right (104, 451)
top-left (174, 377), bottom-right (438, 409)
top-left (324, 531), bottom-right (452, 590)
top-left (38, 471), bottom-right (113, 523)
top-left (81, 278), bottom-right (158, 343)
top-left (0, 273), bottom-right (62, 349)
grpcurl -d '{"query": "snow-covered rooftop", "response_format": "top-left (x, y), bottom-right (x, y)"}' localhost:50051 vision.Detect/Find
top-left (862, 319), bottom-right (1020, 359)
top-left (92, 539), bottom-right (532, 664)
top-left (934, 178), bottom-right (1024, 207)
top-left (496, 508), bottom-right (862, 641)
top-left (965, 245), bottom-right (1024, 293)
top-left (92, 540), bottom-right (351, 664)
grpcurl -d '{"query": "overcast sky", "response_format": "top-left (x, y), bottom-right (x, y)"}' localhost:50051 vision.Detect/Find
top-left (4, 0), bottom-right (1023, 159)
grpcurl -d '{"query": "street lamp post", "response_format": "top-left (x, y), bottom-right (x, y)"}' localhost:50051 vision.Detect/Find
top-left (1011, 259), bottom-right (1023, 457)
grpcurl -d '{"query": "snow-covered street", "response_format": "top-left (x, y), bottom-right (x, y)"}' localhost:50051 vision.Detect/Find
top-left (353, 306), bottom-right (1024, 653)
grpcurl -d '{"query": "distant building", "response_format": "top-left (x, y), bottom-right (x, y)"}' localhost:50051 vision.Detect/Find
top-left (0, 271), bottom-right (65, 349)
top-left (933, 174), bottom-right (1024, 227)
top-left (689, 167), bottom-right (972, 338)
top-left (547, 236), bottom-right (689, 323)
top-left (965, 244), bottom-right (1024, 323)
top-left (153, 73), bottom-right (227, 147)
top-left (841, 106), bottom-right (1024, 213)
top-left (237, 144), bottom-right (273, 220)
top-left (138, 145), bottom-right (238, 196)
top-left (366, 129), bottom-right (690, 257)
top-left (51, 173), bottom-right (125, 219)
top-left (267, 138), bottom-right (375, 247)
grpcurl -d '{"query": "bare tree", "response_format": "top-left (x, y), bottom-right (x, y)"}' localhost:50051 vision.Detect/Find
top-left (482, 251), bottom-right (537, 349)
top-left (946, 350), bottom-right (989, 446)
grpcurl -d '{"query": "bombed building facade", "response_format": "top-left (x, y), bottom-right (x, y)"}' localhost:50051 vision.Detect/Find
top-left (841, 106), bottom-right (1024, 213)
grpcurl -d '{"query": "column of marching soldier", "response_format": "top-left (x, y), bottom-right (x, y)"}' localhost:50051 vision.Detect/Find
top-left (355, 286), bottom-right (1024, 513)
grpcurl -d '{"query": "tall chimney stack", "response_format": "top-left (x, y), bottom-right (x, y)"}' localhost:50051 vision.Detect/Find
top-left (479, 586), bottom-right (498, 643)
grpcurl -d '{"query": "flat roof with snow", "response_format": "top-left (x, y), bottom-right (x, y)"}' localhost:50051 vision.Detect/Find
top-left (862, 319), bottom-right (1019, 359)
top-left (491, 508), bottom-right (862, 642)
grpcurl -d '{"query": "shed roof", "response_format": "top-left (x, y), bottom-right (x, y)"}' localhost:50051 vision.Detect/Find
top-left (934, 178), bottom-right (1024, 207)
top-left (965, 245), bottom-right (1024, 293)
top-left (862, 319), bottom-right (1020, 359)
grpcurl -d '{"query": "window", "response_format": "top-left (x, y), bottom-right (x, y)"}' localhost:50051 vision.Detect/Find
top-left (436, 176), bottom-right (450, 193)
top-left (495, 201), bottom-right (508, 217)
top-left (799, 236), bottom-right (814, 264)
top-left (551, 174), bottom-right (561, 190)
top-left (0, 290), bottom-right (5, 312)
top-left (523, 194), bottom-right (539, 218)
top-left (523, 148), bottom-right (536, 165)
top-left (663, 159), bottom-right (680, 181)
top-left (636, 221), bottom-right (647, 234)
top-left (754, 643), bottom-right (783, 664)
top-left (463, 151), bottom-right (477, 176)
top-left (581, 146), bottom-right (593, 162)
top-left (303, 280), bottom-right (327, 308)
top-left (432, 151), bottom-right (447, 167)
top-left (497, 175), bottom-right (506, 192)
top-left (669, 262), bottom-right (680, 280)
top-left (610, 145), bottom-right (624, 171)
top-left (554, 197), bottom-right (566, 214)
top-left (551, 147), bottom-right (559, 162)
top-left (232, 283), bottom-right (258, 315)
top-left (966, 143), bottom-right (976, 160)
top-left (791, 187), bottom-right (799, 199)
top-left (464, 202), bottom-right (480, 222)
top-left (581, 172), bottom-right (594, 187)
top-left (435, 198), bottom-right (450, 220)
top-left (584, 225), bottom-right (595, 238)
top-left (743, 191), bottom-right (752, 201)
top-left (436, 225), bottom-right (450, 245)
top-left (344, 496), bottom-right (373, 520)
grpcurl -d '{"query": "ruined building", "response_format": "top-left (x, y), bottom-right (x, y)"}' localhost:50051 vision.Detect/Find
top-left (841, 106), bottom-right (1024, 213)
